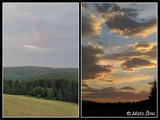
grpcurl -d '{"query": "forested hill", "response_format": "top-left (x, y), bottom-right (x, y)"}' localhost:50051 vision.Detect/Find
top-left (3, 66), bottom-right (78, 81)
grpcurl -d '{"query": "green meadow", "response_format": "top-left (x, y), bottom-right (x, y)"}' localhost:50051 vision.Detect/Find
top-left (3, 94), bottom-right (78, 117)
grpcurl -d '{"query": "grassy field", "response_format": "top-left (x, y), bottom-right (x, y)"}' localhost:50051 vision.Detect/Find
top-left (3, 94), bottom-right (78, 117)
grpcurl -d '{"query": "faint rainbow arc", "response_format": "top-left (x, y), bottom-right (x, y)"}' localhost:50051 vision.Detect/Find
top-left (30, 15), bottom-right (44, 66)
top-left (31, 16), bottom-right (41, 48)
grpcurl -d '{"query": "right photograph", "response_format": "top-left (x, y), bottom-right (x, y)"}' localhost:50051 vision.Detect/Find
top-left (81, 2), bottom-right (157, 117)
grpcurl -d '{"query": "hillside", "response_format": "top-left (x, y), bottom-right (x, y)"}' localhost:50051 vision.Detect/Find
top-left (3, 66), bottom-right (78, 81)
top-left (3, 94), bottom-right (78, 117)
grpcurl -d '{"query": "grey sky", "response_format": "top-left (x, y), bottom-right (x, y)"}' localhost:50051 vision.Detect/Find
top-left (3, 3), bottom-right (79, 68)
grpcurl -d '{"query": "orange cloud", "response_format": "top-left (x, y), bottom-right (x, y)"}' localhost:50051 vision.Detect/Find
top-left (83, 74), bottom-right (152, 90)
top-left (82, 13), bottom-right (102, 38)
top-left (82, 86), bottom-right (149, 103)
top-left (130, 42), bottom-right (156, 52)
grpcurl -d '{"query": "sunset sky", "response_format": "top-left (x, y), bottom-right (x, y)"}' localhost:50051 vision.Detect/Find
top-left (82, 3), bottom-right (157, 103)
top-left (3, 3), bottom-right (78, 68)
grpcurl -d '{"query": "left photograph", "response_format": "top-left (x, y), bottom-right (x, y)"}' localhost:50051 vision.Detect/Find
top-left (3, 3), bottom-right (79, 117)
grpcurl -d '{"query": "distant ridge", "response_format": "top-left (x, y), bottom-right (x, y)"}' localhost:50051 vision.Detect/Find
top-left (3, 66), bottom-right (78, 81)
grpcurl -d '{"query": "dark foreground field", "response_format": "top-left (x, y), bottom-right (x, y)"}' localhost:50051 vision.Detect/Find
top-left (82, 100), bottom-right (157, 117)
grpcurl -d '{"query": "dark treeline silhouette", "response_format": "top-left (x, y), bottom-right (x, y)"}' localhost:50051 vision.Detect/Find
top-left (82, 79), bottom-right (157, 117)
top-left (4, 77), bottom-right (78, 103)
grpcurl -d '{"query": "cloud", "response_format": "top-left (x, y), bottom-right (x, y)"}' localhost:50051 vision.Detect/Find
top-left (95, 3), bottom-right (157, 38)
top-left (105, 42), bottom-right (156, 60)
top-left (103, 41), bottom-right (156, 71)
top-left (82, 42), bottom-right (112, 80)
top-left (111, 73), bottom-right (152, 83)
top-left (23, 44), bottom-right (40, 50)
top-left (82, 12), bottom-right (102, 38)
top-left (114, 45), bottom-right (122, 50)
top-left (84, 74), bottom-right (152, 90)
top-left (106, 17), bottom-right (156, 38)
top-left (119, 86), bottom-right (135, 91)
top-left (121, 58), bottom-right (156, 72)
top-left (83, 86), bottom-right (149, 103)
top-left (104, 50), bottom-right (141, 61)
top-left (130, 41), bottom-right (156, 52)
top-left (23, 44), bottom-right (52, 51)
top-left (82, 3), bottom-right (88, 10)
top-left (148, 82), bottom-right (154, 86)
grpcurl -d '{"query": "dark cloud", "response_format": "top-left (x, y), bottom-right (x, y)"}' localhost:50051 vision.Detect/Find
top-left (121, 7), bottom-right (139, 18)
top-left (148, 82), bottom-right (154, 86)
top-left (95, 3), bottom-right (157, 38)
top-left (82, 3), bottom-right (88, 10)
top-left (96, 3), bottom-right (139, 18)
top-left (96, 3), bottom-right (113, 13)
top-left (119, 86), bottom-right (135, 91)
top-left (83, 86), bottom-right (149, 102)
top-left (104, 50), bottom-right (142, 61)
top-left (82, 43), bottom-right (112, 80)
top-left (121, 58), bottom-right (155, 72)
top-left (106, 16), bottom-right (156, 38)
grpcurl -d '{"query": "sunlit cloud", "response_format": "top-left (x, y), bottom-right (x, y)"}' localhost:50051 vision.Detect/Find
top-left (103, 41), bottom-right (157, 72)
top-left (110, 74), bottom-right (153, 83)
top-left (129, 41), bottom-right (156, 52)
top-left (84, 73), bottom-right (152, 90)
top-left (82, 42), bottom-right (112, 80)
top-left (95, 3), bottom-right (157, 38)
top-left (83, 86), bottom-right (149, 103)
top-left (82, 12), bottom-right (102, 38)
top-left (114, 45), bottom-right (122, 50)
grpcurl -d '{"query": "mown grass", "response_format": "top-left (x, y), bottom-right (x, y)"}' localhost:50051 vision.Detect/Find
top-left (3, 94), bottom-right (78, 117)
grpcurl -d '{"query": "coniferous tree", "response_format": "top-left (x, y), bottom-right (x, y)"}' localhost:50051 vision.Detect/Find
top-left (148, 78), bottom-right (157, 109)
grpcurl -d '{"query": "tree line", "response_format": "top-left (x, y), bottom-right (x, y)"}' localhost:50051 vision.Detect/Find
top-left (4, 77), bottom-right (78, 103)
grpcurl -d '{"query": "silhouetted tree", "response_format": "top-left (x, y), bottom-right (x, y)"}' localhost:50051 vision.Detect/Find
top-left (148, 79), bottom-right (157, 106)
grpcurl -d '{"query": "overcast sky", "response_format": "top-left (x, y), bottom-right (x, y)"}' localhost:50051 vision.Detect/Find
top-left (82, 2), bottom-right (157, 103)
top-left (3, 3), bottom-right (78, 68)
